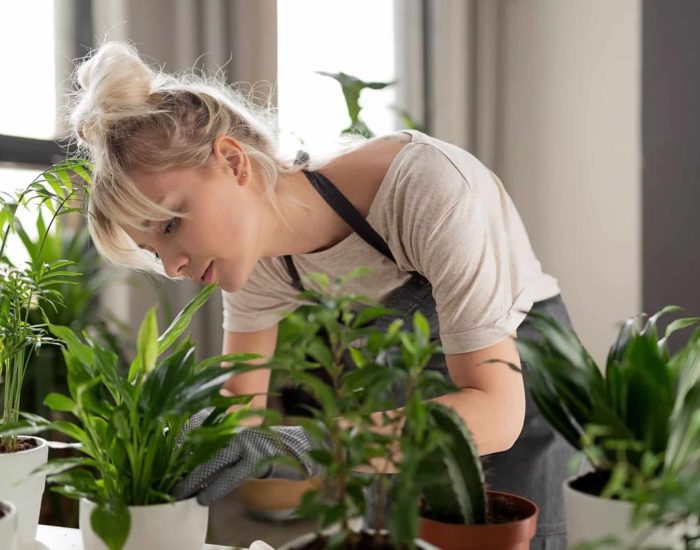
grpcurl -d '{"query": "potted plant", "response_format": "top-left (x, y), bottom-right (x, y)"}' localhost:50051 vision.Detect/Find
top-left (515, 306), bottom-right (700, 548)
top-left (0, 499), bottom-right (18, 550)
top-left (266, 270), bottom-right (438, 549)
top-left (269, 270), bottom-right (538, 549)
top-left (0, 161), bottom-right (88, 547)
top-left (3, 284), bottom-right (261, 550)
top-left (14, 190), bottom-right (130, 530)
top-left (413, 402), bottom-right (539, 550)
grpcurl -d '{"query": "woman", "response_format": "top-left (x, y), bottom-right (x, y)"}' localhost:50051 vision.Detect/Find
top-left (72, 42), bottom-right (576, 549)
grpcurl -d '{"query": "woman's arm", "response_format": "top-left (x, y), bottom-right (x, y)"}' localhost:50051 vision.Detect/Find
top-left (357, 334), bottom-right (525, 474)
top-left (222, 324), bottom-right (279, 422)
top-left (437, 334), bottom-right (525, 455)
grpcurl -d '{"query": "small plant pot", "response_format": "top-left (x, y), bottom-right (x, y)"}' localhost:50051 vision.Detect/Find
top-left (0, 500), bottom-right (18, 550)
top-left (564, 473), bottom-right (689, 549)
top-left (236, 477), bottom-right (323, 521)
top-left (419, 490), bottom-right (539, 550)
top-left (79, 497), bottom-right (208, 550)
top-left (0, 436), bottom-right (49, 548)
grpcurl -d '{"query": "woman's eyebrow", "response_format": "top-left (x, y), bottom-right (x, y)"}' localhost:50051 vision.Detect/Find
top-left (140, 195), bottom-right (170, 229)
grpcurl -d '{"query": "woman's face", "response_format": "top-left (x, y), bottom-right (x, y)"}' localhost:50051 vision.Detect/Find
top-left (123, 157), bottom-right (263, 293)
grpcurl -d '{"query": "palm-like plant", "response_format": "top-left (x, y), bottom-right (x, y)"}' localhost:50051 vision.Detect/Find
top-left (517, 306), bottom-right (700, 529)
top-left (0, 161), bottom-right (90, 452)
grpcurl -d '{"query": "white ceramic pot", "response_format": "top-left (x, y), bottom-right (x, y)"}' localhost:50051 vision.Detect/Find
top-left (0, 437), bottom-right (49, 549)
top-left (0, 500), bottom-right (18, 550)
top-left (79, 497), bottom-right (208, 550)
top-left (563, 474), bottom-right (689, 549)
top-left (280, 532), bottom-right (441, 550)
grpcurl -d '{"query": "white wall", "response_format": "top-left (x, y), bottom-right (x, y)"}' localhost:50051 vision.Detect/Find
top-left (499, 0), bottom-right (641, 364)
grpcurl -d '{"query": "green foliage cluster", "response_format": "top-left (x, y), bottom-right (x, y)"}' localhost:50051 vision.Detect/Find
top-left (1, 285), bottom-right (258, 550)
top-left (0, 161), bottom-right (90, 452)
top-left (272, 269), bottom-right (488, 549)
top-left (519, 306), bottom-right (700, 538)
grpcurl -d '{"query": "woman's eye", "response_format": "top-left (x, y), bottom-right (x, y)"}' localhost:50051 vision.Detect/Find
top-left (163, 218), bottom-right (179, 235)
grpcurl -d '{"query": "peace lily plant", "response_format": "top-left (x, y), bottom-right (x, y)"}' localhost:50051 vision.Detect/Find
top-left (4, 284), bottom-right (263, 550)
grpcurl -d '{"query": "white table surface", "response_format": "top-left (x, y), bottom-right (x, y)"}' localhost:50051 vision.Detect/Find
top-left (34, 525), bottom-right (240, 550)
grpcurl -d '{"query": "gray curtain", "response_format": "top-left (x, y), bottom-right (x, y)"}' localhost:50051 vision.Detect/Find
top-left (420, 0), bottom-right (503, 168)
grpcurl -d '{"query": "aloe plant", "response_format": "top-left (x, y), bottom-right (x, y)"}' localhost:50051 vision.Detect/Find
top-left (0, 284), bottom-right (261, 550)
top-left (417, 403), bottom-right (486, 525)
top-left (517, 305), bottom-right (700, 534)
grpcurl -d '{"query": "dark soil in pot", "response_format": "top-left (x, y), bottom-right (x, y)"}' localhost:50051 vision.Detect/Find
top-left (0, 508), bottom-right (5, 520)
top-left (288, 530), bottom-right (400, 550)
top-left (0, 437), bottom-right (37, 454)
top-left (568, 470), bottom-right (612, 498)
top-left (486, 492), bottom-right (535, 524)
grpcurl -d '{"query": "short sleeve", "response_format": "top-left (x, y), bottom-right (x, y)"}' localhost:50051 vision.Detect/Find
top-left (417, 191), bottom-right (533, 354)
top-left (222, 258), bottom-right (300, 333)
top-left (386, 142), bottom-right (534, 354)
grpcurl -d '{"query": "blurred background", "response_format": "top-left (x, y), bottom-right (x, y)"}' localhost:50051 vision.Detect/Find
top-left (1, 0), bottom-right (699, 546)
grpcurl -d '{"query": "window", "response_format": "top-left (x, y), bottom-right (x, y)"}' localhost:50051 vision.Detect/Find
top-left (0, 0), bottom-right (92, 264)
top-left (276, 0), bottom-right (396, 153)
top-left (0, 0), bottom-right (91, 163)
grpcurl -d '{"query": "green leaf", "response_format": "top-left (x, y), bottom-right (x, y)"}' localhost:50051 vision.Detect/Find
top-left (91, 501), bottom-right (130, 550)
top-left (195, 352), bottom-right (262, 370)
top-left (44, 393), bottom-right (76, 413)
top-left (348, 346), bottom-right (365, 368)
top-left (135, 306), bottom-right (159, 377)
top-left (157, 284), bottom-right (215, 354)
top-left (413, 311), bottom-right (430, 339)
top-left (49, 323), bottom-right (94, 366)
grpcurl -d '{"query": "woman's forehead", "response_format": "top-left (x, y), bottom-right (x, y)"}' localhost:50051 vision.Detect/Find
top-left (131, 164), bottom-right (203, 197)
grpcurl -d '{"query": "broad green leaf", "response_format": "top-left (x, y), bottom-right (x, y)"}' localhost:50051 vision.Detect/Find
top-left (136, 306), bottom-right (158, 375)
top-left (44, 393), bottom-right (76, 413)
top-left (49, 323), bottom-right (94, 366)
top-left (91, 502), bottom-right (130, 550)
top-left (157, 284), bottom-right (215, 353)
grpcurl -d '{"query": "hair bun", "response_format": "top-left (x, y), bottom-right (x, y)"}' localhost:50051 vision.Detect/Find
top-left (71, 41), bottom-right (155, 147)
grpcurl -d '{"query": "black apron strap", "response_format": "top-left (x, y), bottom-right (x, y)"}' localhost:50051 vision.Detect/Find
top-left (283, 254), bottom-right (305, 292)
top-left (283, 169), bottom-right (428, 291)
top-left (302, 170), bottom-right (396, 262)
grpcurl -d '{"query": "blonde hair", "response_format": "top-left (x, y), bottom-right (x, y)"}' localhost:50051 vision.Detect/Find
top-left (70, 41), bottom-right (322, 273)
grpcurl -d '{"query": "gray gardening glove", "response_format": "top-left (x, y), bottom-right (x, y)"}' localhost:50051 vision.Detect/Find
top-left (173, 411), bottom-right (321, 506)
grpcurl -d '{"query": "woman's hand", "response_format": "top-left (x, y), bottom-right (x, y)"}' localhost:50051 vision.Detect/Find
top-left (173, 415), bottom-right (320, 506)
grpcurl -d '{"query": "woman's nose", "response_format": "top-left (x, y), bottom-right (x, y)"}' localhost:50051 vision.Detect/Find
top-left (161, 250), bottom-right (189, 278)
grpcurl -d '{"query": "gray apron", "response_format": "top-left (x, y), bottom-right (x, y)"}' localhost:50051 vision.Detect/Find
top-left (283, 170), bottom-right (575, 550)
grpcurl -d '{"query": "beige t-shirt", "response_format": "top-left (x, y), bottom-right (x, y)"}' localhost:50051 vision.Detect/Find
top-left (222, 130), bottom-right (560, 354)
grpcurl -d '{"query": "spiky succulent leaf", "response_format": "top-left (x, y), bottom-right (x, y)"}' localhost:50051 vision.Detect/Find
top-left (419, 402), bottom-right (486, 524)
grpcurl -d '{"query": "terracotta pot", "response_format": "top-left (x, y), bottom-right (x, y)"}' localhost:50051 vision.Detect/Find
top-left (419, 490), bottom-right (539, 550)
top-left (236, 477), bottom-right (323, 521)
top-left (79, 497), bottom-right (208, 550)
top-left (0, 436), bottom-right (49, 549)
top-left (564, 473), bottom-right (690, 549)
top-left (0, 500), bottom-right (18, 550)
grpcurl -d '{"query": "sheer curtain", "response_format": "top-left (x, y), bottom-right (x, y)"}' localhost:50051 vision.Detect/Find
top-left (91, 0), bottom-right (277, 357)
top-left (403, 0), bottom-right (503, 168)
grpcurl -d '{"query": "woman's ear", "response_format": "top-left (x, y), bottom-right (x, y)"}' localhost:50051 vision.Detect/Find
top-left (212, 135), bottom-right (250, 183)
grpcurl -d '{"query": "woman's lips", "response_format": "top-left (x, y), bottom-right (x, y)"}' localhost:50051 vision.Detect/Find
top-left (202, 261), bottom-right (214, 284)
